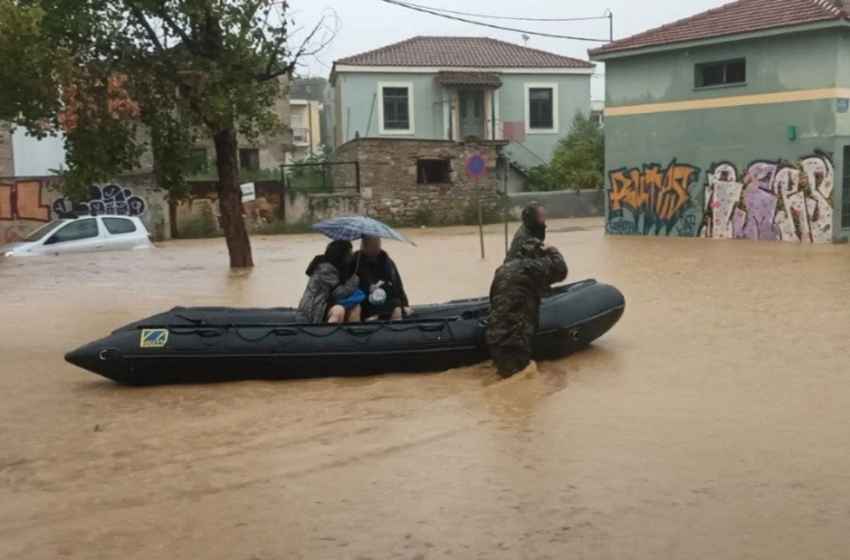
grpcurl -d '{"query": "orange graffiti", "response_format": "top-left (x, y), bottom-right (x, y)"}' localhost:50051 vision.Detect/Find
top-left (0, 184), bottom-right (10, 220)
top-left (0, 180), bottom-right (51, 222)
top-left (608, 161), bottom-right (700, 223)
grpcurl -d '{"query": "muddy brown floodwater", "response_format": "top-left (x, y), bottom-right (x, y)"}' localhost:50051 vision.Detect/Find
top-left (2, 217), bottom-right (850, 560)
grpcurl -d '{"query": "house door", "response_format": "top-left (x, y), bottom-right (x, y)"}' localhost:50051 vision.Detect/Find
top-left (459, 90), bottom-right (485, 138)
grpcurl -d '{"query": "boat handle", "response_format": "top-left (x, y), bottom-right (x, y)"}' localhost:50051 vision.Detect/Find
top-left (345, 326), bottom-right (381, 336)
top-left (273, 328), bottom-right (298, 337)
top-left (417, 323), bottom-right (447, 333)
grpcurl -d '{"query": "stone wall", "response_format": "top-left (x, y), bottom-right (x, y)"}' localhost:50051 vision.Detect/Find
top-left (174, 181), bottom-right (363, 237)
top-left (335, 138), bottom-right (507, 225)
top-left (508, 190), bottom-right (605, 220)
top-left (0, 174), bottom-right (169, 244)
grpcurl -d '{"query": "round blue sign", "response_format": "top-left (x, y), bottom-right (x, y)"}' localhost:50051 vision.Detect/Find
top-left (466, 153), bottom-right (486, 179)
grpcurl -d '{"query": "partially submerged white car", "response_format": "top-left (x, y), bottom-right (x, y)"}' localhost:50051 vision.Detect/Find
top-left (0, 215), bottom-right (154, 258)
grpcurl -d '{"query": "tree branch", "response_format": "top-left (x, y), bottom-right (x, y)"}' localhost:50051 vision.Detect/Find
top-left (157, 10), bottom-right (194, 51)
top-left (255, 14), bottom-right (334, 82)
top-left (130, 7), bottom-right (164, 51)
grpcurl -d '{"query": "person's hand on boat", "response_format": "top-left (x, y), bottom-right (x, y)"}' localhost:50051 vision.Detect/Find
top-left (369, 284), bottom-right (378, 293)
top-left (350, 274), bottom-right (360, 284)
top-left (403, 307), bottom-right (414, 316)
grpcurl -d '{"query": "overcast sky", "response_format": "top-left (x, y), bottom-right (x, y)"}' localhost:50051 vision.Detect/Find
top-left (288, 0), bottom-right (731, 100)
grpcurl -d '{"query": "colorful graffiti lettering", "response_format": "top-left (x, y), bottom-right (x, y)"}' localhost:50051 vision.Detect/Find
top-left (675, 214), bottom-right (697, 237)
top-left (700, 153), bottom-right (833, 243)
top-left (606, 219), bottom-right (639, 236)
top-left (0, 180), bottom-right (51, 222)
top-left (53, 184), bottom-right (147, 217)
top-left (607, 160), bottom-right (701, 235)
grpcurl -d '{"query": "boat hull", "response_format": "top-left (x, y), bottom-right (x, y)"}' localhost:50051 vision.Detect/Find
top-left (66, 279), bottom-right (626, 385)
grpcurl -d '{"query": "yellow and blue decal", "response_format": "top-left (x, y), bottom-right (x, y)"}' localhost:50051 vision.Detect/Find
top-left (140, 328), bottom-right (169, 349)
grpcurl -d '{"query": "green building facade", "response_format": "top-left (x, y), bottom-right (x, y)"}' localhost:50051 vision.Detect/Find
top-left (590, 3), bottom-right (850, 243)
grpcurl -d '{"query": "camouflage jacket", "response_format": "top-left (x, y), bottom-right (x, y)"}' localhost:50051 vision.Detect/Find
top-left (487, 240), bottom-right (568, 349)
top-left (505, 202), bottom-right (546, 262)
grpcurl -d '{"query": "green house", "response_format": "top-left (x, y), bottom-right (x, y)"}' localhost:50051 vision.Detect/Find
top-left (589, 0), bottom-right (850, 243)
top-left (329, 36), bottom-right (594, 174)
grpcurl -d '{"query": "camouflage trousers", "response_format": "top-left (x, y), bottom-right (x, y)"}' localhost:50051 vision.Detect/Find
top-left (489, 342), bottom-right (532, 378)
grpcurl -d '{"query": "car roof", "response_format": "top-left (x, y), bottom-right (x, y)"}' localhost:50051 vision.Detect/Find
top-left (58, 214), bottom-right (144, 223)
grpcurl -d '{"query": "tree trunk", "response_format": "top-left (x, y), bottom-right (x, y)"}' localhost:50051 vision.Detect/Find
top-left (213, 127), bottom-right (253, 268)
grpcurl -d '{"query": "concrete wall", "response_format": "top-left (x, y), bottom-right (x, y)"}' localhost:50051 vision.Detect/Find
top-left (337, 73), bottom-right (445, 142)
top-left (334, 71), bottom-right (591, 169)
top-left (0, 124), bottom-right (13, 177)
top-left (173, 181), bottom-right (363, 237)
top-left (498, 73), bottom-right (591, 170)
top-left (602, 29), bottom-right (845, 242)
top-left (0, 174), bottom-right (169, 244)
top-left (508, 190), bottom-right (604, 220)
top-left (604, 30), bottom-right (839, 107)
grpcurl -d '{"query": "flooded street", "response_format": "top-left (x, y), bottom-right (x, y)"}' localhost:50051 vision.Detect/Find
top-left (2, 217), bottom-right (850, 560)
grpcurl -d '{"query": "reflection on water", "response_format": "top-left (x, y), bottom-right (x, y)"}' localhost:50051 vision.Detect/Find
top-left (2, 217), bottom-right (850, 560)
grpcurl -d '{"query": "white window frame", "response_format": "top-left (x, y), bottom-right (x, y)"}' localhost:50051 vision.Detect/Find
top-left (377, 82), bottom-right (415, 135)
top-left (524, 82), bottom-right (559, 135)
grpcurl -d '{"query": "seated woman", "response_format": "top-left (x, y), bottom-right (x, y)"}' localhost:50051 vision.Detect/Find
top-left (297, 240), bottom-right (363, 324)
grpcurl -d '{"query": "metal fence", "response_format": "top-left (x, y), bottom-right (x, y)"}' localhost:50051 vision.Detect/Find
top-left (280, 161), bottom-right (360, 194)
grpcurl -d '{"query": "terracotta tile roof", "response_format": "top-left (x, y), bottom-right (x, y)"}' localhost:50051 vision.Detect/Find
top-left (589, 0), bottom-right (850, 57)
top-left (336, 36), bottom-right (594, 69)
top-left (436, 71), bottom-right (502, 87)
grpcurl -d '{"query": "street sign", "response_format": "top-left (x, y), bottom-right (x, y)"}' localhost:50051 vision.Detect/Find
top-left (240, 182), bottom-right (256, 202)
top-left (466, 153), bottom-right (486, 179)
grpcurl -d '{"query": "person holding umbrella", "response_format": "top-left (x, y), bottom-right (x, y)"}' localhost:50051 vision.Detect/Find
top-left (354, 235), bottom-right (413, 322)
top-left (311, 216), bottom-right (417, 322)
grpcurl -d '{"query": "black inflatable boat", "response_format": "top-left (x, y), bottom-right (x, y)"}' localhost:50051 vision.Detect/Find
top-left (65, 279), bottom-right (625, 385)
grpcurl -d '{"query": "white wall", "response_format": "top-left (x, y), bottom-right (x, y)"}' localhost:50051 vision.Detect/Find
top-left (13, 129), bottom-right (66, 176)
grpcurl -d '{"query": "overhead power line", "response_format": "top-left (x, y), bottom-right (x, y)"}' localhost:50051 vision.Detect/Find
top-left (392, 1), bottom-right (610, 22)
top-left (378, 0), bottom-right (609, 42)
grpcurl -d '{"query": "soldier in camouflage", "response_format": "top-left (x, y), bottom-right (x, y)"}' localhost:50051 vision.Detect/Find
top-left (486, 237), bottom-right (568, 378)
top-left (505, 202), bottom-right (547, 262)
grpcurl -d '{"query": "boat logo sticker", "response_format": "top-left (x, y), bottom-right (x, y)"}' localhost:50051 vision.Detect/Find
top-left (140, 329), bottom-right (169, 348)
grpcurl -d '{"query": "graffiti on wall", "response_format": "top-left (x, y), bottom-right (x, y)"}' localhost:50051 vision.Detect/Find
top-left (0, 180), bottom-right (51, 223)
top-left (700, 153), bottom-right (833, 243)
top-left (607, 160), bottom-right (701, 235)
top-left (1, 180), bottom-right (154, 243)
top-left (0, 180), bottom-right (51, 242)
top-left (53, 184), bottom-right (147, 217)
top-left (606, 152), bottom-right (835, 244)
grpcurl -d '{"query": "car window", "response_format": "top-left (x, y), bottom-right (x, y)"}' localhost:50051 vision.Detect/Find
top-left (103, 217), bottom-right (137, 235)
top-left (24, 220), bottom-right (65, 242)
top-left (48, 219), bottom-right (99, 244)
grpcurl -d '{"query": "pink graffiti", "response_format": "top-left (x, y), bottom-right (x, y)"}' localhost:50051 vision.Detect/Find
top-left (701, 154), bottom-right (833, 243)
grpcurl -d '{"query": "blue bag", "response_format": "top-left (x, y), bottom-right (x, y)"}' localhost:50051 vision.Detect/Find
top-left (334, 288), bottom-right (366, 310)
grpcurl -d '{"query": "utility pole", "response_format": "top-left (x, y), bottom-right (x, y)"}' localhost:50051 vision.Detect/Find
top-left (604, 9), bottom-right (613, 41)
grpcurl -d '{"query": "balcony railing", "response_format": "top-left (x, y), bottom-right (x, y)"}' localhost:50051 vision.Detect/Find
top-left (292, 127), bottom-right (310, 144)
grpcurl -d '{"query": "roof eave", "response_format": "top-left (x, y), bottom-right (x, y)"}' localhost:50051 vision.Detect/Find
top-left (331, 64), bottom-right (595, 75)
top-left (589, 20), bottom-right (849, 61)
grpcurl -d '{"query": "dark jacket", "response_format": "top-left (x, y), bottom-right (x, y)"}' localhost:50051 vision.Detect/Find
top-left (353, 250), bottom-right (409, 308)
top-left (296, 256), bottom-right (359, 323)
top-left (506, 202), bottom-right (546, 262)
top-left (487, 238), bottom-right (568, 377)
